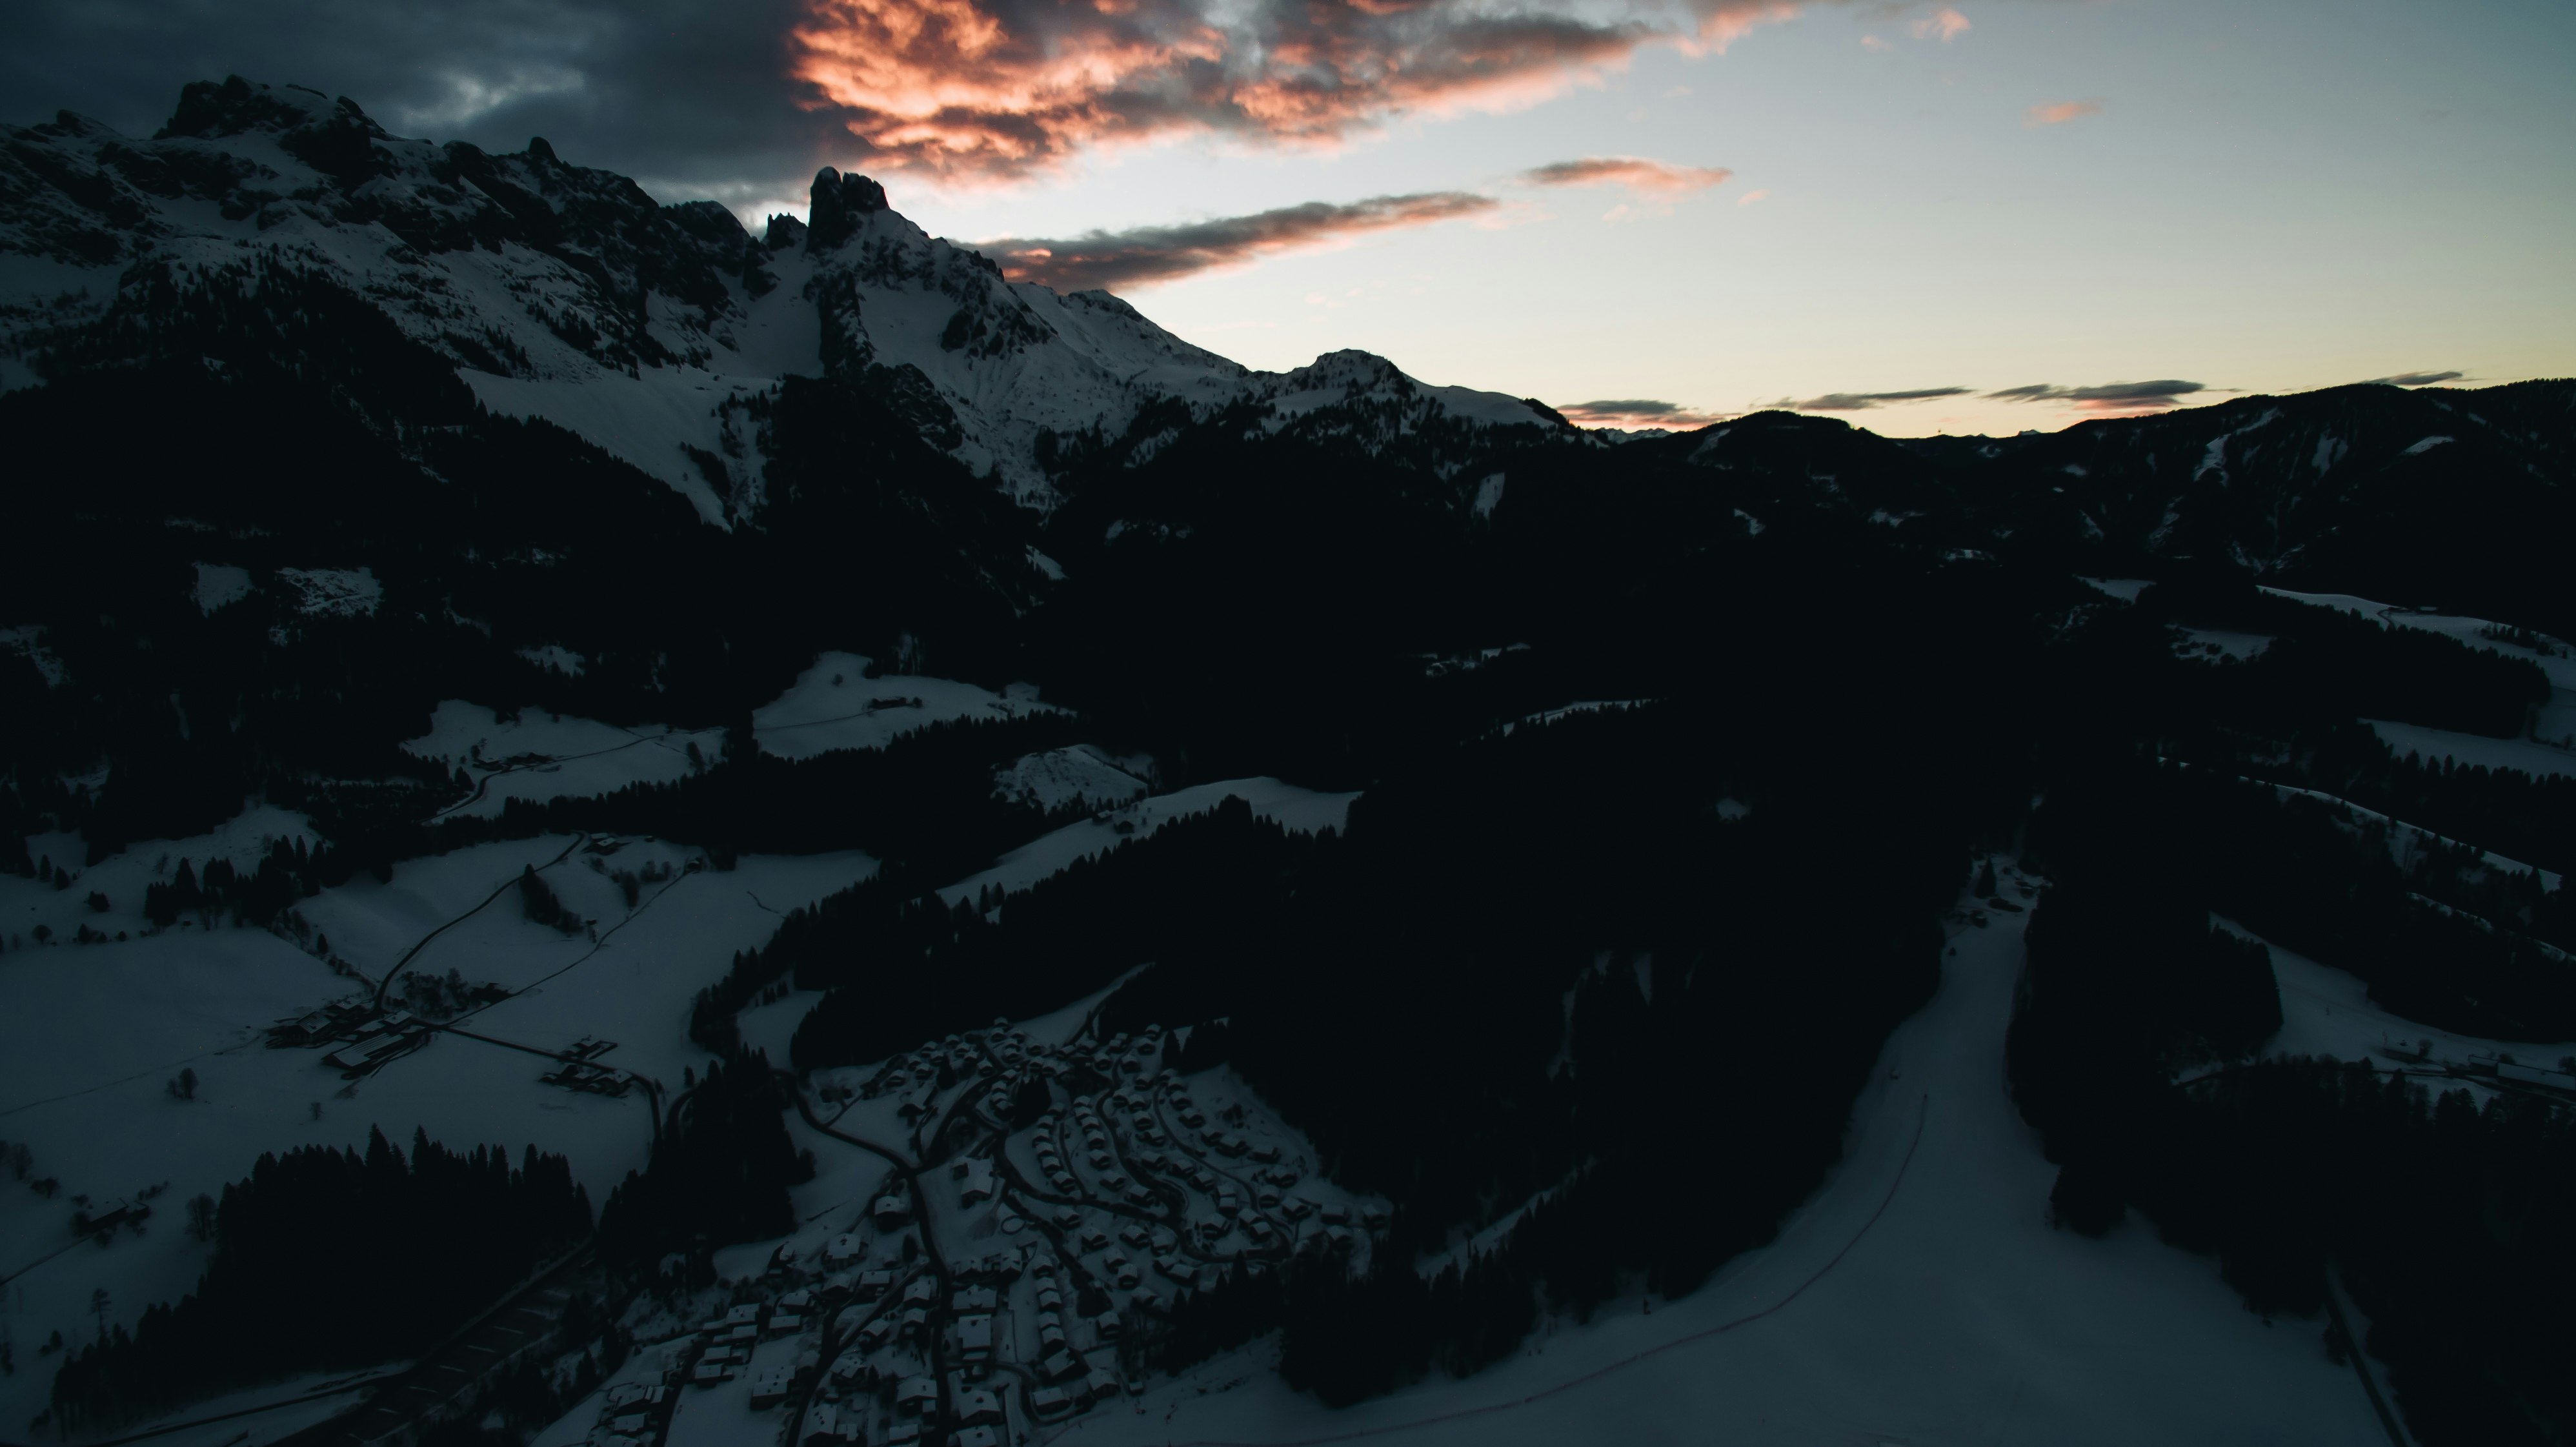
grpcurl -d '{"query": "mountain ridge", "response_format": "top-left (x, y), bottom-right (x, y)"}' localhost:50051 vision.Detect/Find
top-left (0, 76), bottom-right (1567, 514)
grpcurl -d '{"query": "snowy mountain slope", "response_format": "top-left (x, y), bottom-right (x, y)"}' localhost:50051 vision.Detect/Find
top-left (1, 79), bottom-right (1565, 513)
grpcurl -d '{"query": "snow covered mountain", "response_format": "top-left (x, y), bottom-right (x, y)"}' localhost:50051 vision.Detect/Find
top-left (0, 77), bottom-right (1562, 517)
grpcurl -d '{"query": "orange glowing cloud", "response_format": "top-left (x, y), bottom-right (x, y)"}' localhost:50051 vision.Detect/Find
top-left (792, 0), bottom-right (1814, 179)
top-left (1555, 398), bottom-right (1733, 429)
top-left (2025, 97), bottom-right (2103, 127)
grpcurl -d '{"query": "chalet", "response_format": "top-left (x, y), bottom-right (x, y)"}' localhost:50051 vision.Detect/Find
top-left (1318, 1205), bottom-right (1351, 1226)
top-left (1361, 1206), bottom-right (1390, 1229)
top-left (1038, 1314), bottom-right (1067, 1350)
top-left (327, 1027), bottom-right (425, 1073)
top-left (1079, 1228), bottom-right (1111, 1252)
top-left (1119, 1224), bottom-right (1152, 1248)
top-left (1034, 1284), bottom-right (1064, 1311)
top-left (825, 1233), bottom-right (865, 1265)
top-left (956, 1428), bottom-right (1001, 1447)
top-left (872, 1191), bottom-right (911, 1229)
top-left (803, 1406), bottom-right (863, 1445)
top-left (956, 1157), bottom-right (996, 1204)
top-left (856, 1318), bottom-right (893, 1351)
top-left (1040, 1347), bottom-right (1083, 1381)
top-left (1250, 1144), bottom-right (1282, 1164)
top-left (1028, 1386), bottom-right (1076, 1420)
top-left (1052, 1206), bottom-right (1083, 1231)
top-left (689, 1360), bottom-right (735, 1387)
top-left (767, 1311), bottom-right (805, 1337)
top-left (952, 1284), bottom-right (999, 1313)
top-left (903, 1275), bottom-right (938, 1306)
top-left (958, 1313), bottom-right (994, 1361)
top-left (883, 1420), bottom-right (921, 1446)
top-left (896, 1375), bottom-right (938, 1412)
top-left (900, 1306), bottom-right (929, 1336)
top-left (829, 1348), bottom-right (868, 1384)
top-left (749, 1365), bottom-right (796, 1408)
top-left (857, 1268), bottom-right (896, 1299)
top-left (955, 1389), bottom-right (1003, 1425)
top-left (1085, 1367), bottom-right (1124, 1403)
top-left (1216, 1191), bottom-right (1240, 1217)
top-left (1091, 1311), bottom-right (1122, 1339)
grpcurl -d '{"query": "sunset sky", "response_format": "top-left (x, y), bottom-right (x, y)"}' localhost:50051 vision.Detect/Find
top-left (7, 0), bottom-right (2571, 434)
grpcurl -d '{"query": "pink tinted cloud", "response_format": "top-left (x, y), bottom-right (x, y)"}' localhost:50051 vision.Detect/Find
top-left (2025, 98), bottom-right (2104, 127)
top-left (1910, 6), bottom-right (1969, 41)
top-left (981, 190), bottom-right (1498, 290)
top-left (1555, 398), bottom-right (1733, 429)
top-left (1519, 156), bottom-right (1733, 194)
top-left (793, 0), bottom-right (1810, 180)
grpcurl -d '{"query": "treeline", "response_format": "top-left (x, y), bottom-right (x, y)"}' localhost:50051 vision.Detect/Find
top-left (2241, 716), bottom-right (2576, 879)
top-left (49, 1129), bottom-right (589, 1427)
top-left (2033, 760), bottom-right (2573, 1040)
top-left (141, 836), bottom-right (339, 927)
top-left (785, 796), bottom-right (1320, 1070)
top-left (2009, 768), bottom-right (2576, 1446)
top-left (438, 710), bottom-right (1081, 874)
top-left (596, 1049), bottom-right (810, 1274)
top-left (2141, 577), bottom-right (2550, 738)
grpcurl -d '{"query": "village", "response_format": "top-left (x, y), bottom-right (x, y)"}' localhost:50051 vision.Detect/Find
top-left (590, 1017), bottom-right (1388, 1447)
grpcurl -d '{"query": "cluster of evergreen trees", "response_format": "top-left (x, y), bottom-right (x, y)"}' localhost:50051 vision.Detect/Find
top-left (49, 1129), bottom-right (589, 1427)
top-left (2008, 761), bottom-right (2576, 1445)
top-left (141, 836), bottom-right (341, 927)
top-left (786, 795), bottom-right (1320, 1071)
top-left (2026, 760), bottom-right (2573, 1041)
top-left (2138, 576), bottom-right (2550, 738)
top-left (596, 1049), bottom-right (811, 1273)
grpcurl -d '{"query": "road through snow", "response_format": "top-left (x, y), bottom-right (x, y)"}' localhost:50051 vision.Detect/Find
top-left (1066, 880), bottom-right (2386, 1447)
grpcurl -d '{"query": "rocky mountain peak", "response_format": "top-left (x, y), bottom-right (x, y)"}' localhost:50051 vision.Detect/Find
top-left (806, 167), bottom-right (891, 253)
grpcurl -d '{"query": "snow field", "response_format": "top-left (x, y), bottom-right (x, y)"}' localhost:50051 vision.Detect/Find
top-left (752, 653), bottom-right (1056, 761)
top-left (0, 836), bottom-right (873, 1437)
top-left (992, 745), bottom-right (1154, 813)
top-left (403, 701), bottom-right (728, 819)
top-left (6, 804), bottom-right (323, 949)
top-left (1050, 869), bottom-right (2384, 1447)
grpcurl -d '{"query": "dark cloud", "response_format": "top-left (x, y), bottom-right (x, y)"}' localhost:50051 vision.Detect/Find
top-left (0, 0), bottom-right (844, 214)
top-left (1556, 398), bottom-right (1732, 429)
top-left (2359, 370), bottom-right (2464, 387)
top-left (1518, 156), bottom-right (1732, 193)
top-left (984, 190), bottom-right (1496, 291)
top-left (1987, 379), bottom-right (2205, 412)
top-left (2, 0), bottom-right (1811, 201)
top-left (1783, 385), bottom-right (1971, 410)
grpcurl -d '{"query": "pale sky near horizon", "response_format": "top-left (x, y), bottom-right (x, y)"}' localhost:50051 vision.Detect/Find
top-left (6, 0), bottom-right (2571, 435)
